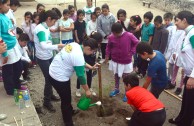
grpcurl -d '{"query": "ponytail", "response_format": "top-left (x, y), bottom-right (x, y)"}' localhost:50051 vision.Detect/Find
top-left (39, 10), bottom-right (59, 24)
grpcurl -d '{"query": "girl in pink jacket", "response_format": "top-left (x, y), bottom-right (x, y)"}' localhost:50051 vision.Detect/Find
top-left (105, 22), bottom-right (139, 102)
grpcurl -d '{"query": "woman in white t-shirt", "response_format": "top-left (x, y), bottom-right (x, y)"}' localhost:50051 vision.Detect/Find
top-left (59, 9), bottom-right (74, 44)
top-left (34, 10), bottom-right (65, 112)
top-left (49, 38), bottom-right (99, 126)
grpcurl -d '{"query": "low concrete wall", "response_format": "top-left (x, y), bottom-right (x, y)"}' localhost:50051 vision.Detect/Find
top-left (141, 0), bottom-right (194, 14)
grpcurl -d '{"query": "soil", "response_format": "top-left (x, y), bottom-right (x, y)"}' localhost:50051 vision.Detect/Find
top-left (15, 0), bottom-right (182, 126)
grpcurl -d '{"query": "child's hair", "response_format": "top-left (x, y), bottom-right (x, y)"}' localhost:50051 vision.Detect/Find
top-left (83, 38), bottom-right (98, 50)
top-left (111, 22), bottom-right (123, 33)
top-left (130, 15), bottom-right (142, 26)
top-left (101, 3), bottom-right (109, 10)
top-left (90, 32), bottom-right (103, 43)
top-left (176, 11), bottom-right (194, 25)
top-left (16, 27), bottom-right (23, 35)
top-left (123, 73), bottom-right (139, 87)
top-left (24, 11), bottom-right (33, 18)
top-left (18, 33), bottom-right (30, 42)
top-left (154, 15), bottom-right (163, 24)
top-left (10, 0), bottom-right (21, 6)
top-left (136, 42), bottom-right (153, 55)
top-left (39, 10), bottom-right (59, 23)
top-left (77, 9), bottom-right (85, 16)
top-left (0, 0), bottom-right (8, 4)
top-left (32, 12), bottom-right (39, 23)
top-left (117, 9), bottom-right (127, 20)
top-left (63, 9), bottom-right (69, 15)
top-left (68, 5), bottom-right (75, 10)
top-left (36, 3), bottom-right (45, 11)
top-left (94, 7), bottom-right (101, 12)
top-left (143, 11), bottom-right (153, 22)
top-left (90, 12), bottom-right (97, 19)
top-left (52, 8), bottom-right (62, 18)
top-left (163, 12), bottom-right (173, 20)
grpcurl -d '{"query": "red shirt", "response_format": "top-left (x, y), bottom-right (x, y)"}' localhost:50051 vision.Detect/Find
top-left (126, 86), bottom-right (164, 112)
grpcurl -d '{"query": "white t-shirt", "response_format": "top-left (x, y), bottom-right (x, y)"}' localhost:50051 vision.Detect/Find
top-left (83, 6), bottom-right (95, 23)
top-left (180, 25), bottom-right (194, 77)
top-left (59, 18), bottom-right (74, 41)
top-left (5, 9), bottom-right (16, 34)
top-left (19, 45), bottom-right (31, 62)
top-left (50, 19), bottom-right (60, 39)
top-left (34, 23), bottom-right (58, 60)
top-left (49, 42), bottom-right (85, 82)
top-left (86, 20), bottom-right (97, 36)
top-left (21, 21), bottom-right (33, 41)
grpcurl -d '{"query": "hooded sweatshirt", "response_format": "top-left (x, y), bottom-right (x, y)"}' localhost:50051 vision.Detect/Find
top-left (106, 32), bottom-right (139, 64)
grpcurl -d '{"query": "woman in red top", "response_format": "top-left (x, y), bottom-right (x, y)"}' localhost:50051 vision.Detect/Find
top-left (123, 73), bottom-right (166, 126)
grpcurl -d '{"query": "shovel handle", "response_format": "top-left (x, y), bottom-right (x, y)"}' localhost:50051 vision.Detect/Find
top-left (98, 65), bottom-right (102, 101)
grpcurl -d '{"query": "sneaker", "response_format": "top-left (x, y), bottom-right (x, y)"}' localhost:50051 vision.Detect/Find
top-left (76, 89), bottom-right (81, 97)
top-left (43, 103), bottom-right (56, 113)
top-left (165, 83), bottom-right (176, 90)
top-left (174, 88), bottom-right (182, 95)
top-left (137, 73), bottom-right (144, 79)
top-left (19, 79), bottom-right (28, 85)
top-left (123, 95), bottom-right (127, 102)
top-left (90, 88), bottom-right (96, 96)
top-left (51, 95), bottom-right (60, 101)
top-left (109, 89), bottom-right (120, 97)
top-left (168, 118), bottom-right (177, 124)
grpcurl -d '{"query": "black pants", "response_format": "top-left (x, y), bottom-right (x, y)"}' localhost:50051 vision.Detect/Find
top-left (129, 109), bottom-right (166, 126)
top-left (37, 58), bottom-right (53, 104)
top-left (77, 70), bottom-right (92, 89)
top-left (137, 56), bottom-right (149, 76)
top-left (2, 60), bottom-right (22, 95)
top-left (21, 60), bottom-right (30, 79)
top-left (101, 43), bottom-right (107, 59)
top-left (175, 77), bottom-right (194, 126)
top-left (49, 75), bottom-right (73, 125)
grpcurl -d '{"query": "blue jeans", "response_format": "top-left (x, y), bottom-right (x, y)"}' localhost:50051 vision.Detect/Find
top-left (62, 39), bottom-right (74, 44)
top-left (150, 85), bottom-right (165, 99)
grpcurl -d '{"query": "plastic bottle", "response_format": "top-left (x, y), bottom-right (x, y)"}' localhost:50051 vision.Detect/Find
top-left (23, 90), bottom-right (30, 107)
top-left (18, 95), bottom-right (25, 114)
top-left (13, 89), bottom-right (18, 105)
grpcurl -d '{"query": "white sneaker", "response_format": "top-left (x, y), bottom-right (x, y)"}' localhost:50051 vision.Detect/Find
top-left (90, 88), bottom-right (96, 96)
top-left (99, 59), bottom-right (105, 64)
top-left (76, 89), bottom-right (81, 97)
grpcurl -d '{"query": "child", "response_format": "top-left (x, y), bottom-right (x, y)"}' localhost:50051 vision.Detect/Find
top-left (59, 9), bottom-right (74, 44)
top-left (74, 9), bottom-right (86, 45)
top-left (34, 10), bottom-right (65, 112)
top-left (31, 12), bottom-right (39, 35)
top-left (117, 9), bottom-right (130, 31)
top-left (127, 15), bottom-right (142, 72)
top-left (86, 12), bottom-right (97, 36)
top-left (83, 0), bottom-right (95, 23)
top-left (21, 11), bottom-right (35, 67)
top-left (151, 16), bottom-right (169, 54)
top-left (68, 5), bottom-right (77, 22)
top-left (97, 3), bottom-right (116, 62)
top-left (0, 0), bottom-right (23, 95)
top-left (76, 32), bottom-right (103, 97)
top-left (5, 0), bottom-right (20, 34)
top-left (136, 42), bottom-right (168, 98)
top-left (94, 7), bottom-right (101, 17)
top-left (168, 11), bottom-right (194, 126)
top-left (50, 8), bottom-right (62, 56)
top-left (106, 23), bottom-right (139, 102)
top-left (18, 33), bottom-right (31, 81)
top-left (136, 11), bottom-right (154, 78)
top-left (123, 73), bottom-right (166, 126)
top-left (36, 3), bottom-right (45, 14)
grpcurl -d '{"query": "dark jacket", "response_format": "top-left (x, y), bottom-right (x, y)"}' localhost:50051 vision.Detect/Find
top-left (151, 25), bottom-right (169, 54)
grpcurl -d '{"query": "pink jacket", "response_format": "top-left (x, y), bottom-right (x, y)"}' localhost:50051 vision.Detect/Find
top-left (106, 32), bottom-right (139, 64)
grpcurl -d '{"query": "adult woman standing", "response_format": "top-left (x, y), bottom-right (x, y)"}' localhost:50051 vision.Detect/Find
top-left (49, 38), bottom-right (99, 126)
top-left (169, 11), bottom-right (194, 126)
top-left (34, 10), bottom-right (65, 112)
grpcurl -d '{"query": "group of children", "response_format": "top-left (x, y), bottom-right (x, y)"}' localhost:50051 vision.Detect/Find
top-left (1, 0), bottom-right (194, 126)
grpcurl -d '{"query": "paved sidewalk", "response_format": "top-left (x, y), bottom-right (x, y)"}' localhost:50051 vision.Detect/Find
top-left (0, 83), bottom-right (42, 126)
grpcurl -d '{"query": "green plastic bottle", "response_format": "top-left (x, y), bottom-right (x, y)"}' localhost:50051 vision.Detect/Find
top-left (13, 89), bottom-right (18, 105)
